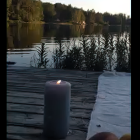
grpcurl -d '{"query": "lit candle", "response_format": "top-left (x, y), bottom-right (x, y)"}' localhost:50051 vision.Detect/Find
top-left (43, 80), bottom-right (71, 139)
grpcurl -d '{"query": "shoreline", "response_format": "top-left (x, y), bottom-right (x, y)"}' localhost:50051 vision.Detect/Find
top-left (7, 20), bottom-right (45, 25)
top-left (7, 20), bottom-right (130, 27)
top-left (7, 20), bottom-right (107, 26)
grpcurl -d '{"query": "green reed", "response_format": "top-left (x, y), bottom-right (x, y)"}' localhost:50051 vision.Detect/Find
top-left (52, 39), bottom-right (65, 69)
top-left (30, 33), bottom-right (131, 72)
top-left (30, 43), bottom-right (49, 68)
top-left (63, 39), bottom-right (83, 70)
top-left (115, 33), bottom-right (130, 72)
top-left (52, 33), bottom-right (131, 72)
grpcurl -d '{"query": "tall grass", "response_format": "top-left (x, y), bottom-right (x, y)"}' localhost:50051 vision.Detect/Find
top-left (30, 43), bottom-right (49, 68)
top-left (63, 39), bottom-right (83, 70)
top-left (52, 39), bottom-right (65, 69)
top-left (30, 33), bottom-right (131, 72)
top-left (115, 33), bottom-right (130, 72)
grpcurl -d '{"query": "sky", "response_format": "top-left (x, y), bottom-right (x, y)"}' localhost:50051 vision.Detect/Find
top-left (41, 0), bottom-right (131, 17)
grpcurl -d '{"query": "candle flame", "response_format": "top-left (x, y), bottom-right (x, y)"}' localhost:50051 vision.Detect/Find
top-left (57, 80), bottom-right (61, 84)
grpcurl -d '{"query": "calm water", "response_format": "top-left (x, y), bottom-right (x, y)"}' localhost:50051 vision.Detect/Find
top-left (7, 23), bottom-right (130, 68)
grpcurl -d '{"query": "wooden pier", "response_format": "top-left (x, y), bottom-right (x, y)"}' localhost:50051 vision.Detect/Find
top-left (7, 66), bottom-right (102, 140)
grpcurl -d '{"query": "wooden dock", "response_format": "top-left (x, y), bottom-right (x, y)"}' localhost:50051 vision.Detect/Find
top-left (7, 66), bottom-right (102, 140)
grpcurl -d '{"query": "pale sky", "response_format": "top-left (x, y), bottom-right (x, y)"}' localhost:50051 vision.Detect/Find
top-left (41, 0), bottom-right (131, 17)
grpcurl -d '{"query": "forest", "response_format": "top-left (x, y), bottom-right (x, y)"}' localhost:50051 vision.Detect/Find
top-left (7, 0), bottom-right (131, 25)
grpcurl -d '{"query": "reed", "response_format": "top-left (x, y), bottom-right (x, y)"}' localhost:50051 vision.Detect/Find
top-left (52, 39), bottom-right (65, 69)
top-left (30, 32), bottom-right (131, 72)
top-left (63, 39), bottom-right (83, 70)
top-left (30, 43), bottom-right (49, 68)
top-left (115, 33), bottom-right (130, 72)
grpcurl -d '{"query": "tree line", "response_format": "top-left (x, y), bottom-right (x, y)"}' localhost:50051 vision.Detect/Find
top-left (7, 0), bottom-right (131, 25)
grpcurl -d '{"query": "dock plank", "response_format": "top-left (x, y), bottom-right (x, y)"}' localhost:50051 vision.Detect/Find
top-left (7, 126), bottom-right (86, 140)
top-left (7, 103), bottom-right (92, 119)
top-left (7, 66), bottom-right (101, 140)
top-left (7, 91), bottom-right (96, 102)
top-left (7, 112), bottom-right (89, 131)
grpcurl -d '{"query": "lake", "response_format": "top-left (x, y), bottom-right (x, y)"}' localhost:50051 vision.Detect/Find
top-left (7, 23), bottom-right (131, 71)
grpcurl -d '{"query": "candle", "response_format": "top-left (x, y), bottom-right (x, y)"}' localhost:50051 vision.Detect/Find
top-left (43, 80), bottom-right (71, 139)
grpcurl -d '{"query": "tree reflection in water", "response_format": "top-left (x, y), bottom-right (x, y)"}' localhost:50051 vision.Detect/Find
top-left (7, 23), bottom-right (131, 72)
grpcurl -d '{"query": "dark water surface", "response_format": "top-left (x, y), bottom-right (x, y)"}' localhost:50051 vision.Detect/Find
top-left (7, 23), bottom-right (130, 70)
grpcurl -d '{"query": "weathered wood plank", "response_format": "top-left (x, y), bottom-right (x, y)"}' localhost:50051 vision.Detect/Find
top-left (7, 87), bottom-right (97, 95)
top-left (7, 102), bottom-right (93, 116)
top-left (7, 126), bottom-right (86, 140)
top-left (7, 91), bottom-right (96, 102)
top-left (7, 74), bottom-right (98, 82)
top-left (7, 82), bottom-right (97, 87)
top-left (7, 78), bottom-right (99, 84)
top-left (7, 73), bottom-right (99, 78)
top-left (7, 96), bottom-right (95, 107)
top-left (7, 72), bottom-right (100, 79)
top-left (7, 112), bottom-right (89, 131)
top-left (7, 67), bottom-right (101, 140)
top-left (7, 81), bottom-right (97, 88)
top-left (7, 66), bottom-right (101, 74)
top-left (7, 96), bottom-right (94, 106)
top-left (7, 103), bottom-right (92, 119)
top-left (7, 134), bottom-right (86, 140)
top-left (7, 86), bottom-right (97, 93)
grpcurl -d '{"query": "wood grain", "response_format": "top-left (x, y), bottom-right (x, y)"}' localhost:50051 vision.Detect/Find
top-left (7, 66), bottom-right (101, 140)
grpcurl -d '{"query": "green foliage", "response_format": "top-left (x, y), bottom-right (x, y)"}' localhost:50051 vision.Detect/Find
top-left (7, 0), bottom-right (12, 21)
top-left (27, 30), bottom-right (131, 71)
top-left (85, 9), bottom-right (95, 24)
top-left (103, 12), bottom-right (130, 25)
top-left (52, 38), bottom-right (65, 69)
top-left (30, 43), bottom-right (49, 68)
top-left (72, 9), bottom-right (85, 23)
top-left (7, 0), bottom-right (131, 24)
top-left (63, 40), bottom-right (83, 69)
top-left (51, 33), bottom-right (131, 72)
top-left (42, 2), bottom-right (56, 22)
top-left (115, 34), bottom-right (130, 72)
top-left (95, 12), bottom-right (103, 23)
top-left (7, 0), bottom-right (43, 22)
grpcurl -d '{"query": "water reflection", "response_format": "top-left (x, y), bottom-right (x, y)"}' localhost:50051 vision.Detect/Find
top-left (7, 23), bottom-right (128, 50)
top-left (7, 23), bottom-right (43, 49)
top-left (7, 23), bottom-right (131, 72)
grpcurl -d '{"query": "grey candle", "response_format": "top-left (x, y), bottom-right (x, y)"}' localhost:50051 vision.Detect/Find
top-left (43, 80), bottom-right (71, 139)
